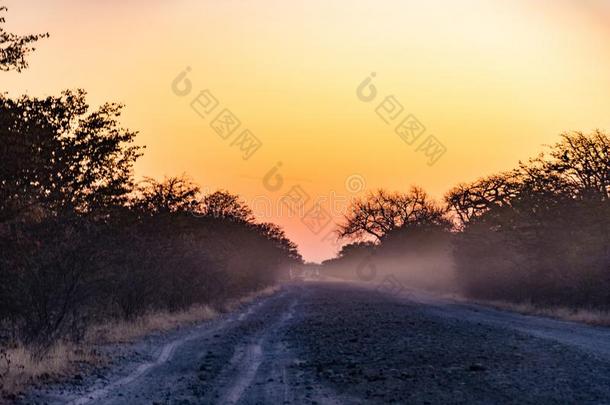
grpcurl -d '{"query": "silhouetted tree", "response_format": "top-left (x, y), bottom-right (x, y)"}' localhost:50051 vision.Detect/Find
top-left (0, 6), bottom-right (301, 357)
top-left (445, 173), bottom-right (521, 227)
top-left (199, 190), bottom-right (254, 222)
top-left (133, 175), bottom-right (200, 215)
top-left (0, 214), bottom-right (107, 355)
top-left (0, 90), bottom-right (142, 222)
top-left (337, 241), bottom-right (377, 258)
top-left (338, 187), bottom-right (448, 241)
top-left (0, 6), bottom-right (48, 72)
top-left (448, 131), bottom-right (610, 307)
top-left (545, 130), bottom-right (609, 201)
top-left (255, 222), bottom-right (302, 262)
top-left (325, 188), bottom-right (452, 286)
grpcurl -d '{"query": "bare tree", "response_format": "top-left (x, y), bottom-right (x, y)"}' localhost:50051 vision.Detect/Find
top-left (447, 131), bottom-right (610, 227)
top-left (450, 130), bottom-right (610, 307)
top-left (445, 173), bottom-right (521, 226)
top-left (544, 130), bottom-right (609, 201)
top-left (338, 187), bottom-right (448, 242)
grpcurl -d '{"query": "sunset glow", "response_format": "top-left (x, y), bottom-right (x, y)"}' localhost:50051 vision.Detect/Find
top-left (3, 0), bottom-right (610, 261)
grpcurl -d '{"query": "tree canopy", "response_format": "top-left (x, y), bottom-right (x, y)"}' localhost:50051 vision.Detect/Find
top-left (338, 187), bottom-right (448, 242)
top-left (0, 90), bottom-right (142, 222)
top-left (0, 6), bottom-right (48, 72)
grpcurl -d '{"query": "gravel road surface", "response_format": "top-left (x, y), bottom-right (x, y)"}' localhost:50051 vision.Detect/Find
top-left (23, 282), bottom-right (610, 404)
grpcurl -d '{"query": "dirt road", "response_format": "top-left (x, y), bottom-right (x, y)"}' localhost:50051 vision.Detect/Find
top-left (24, 282), bottom-right (610, 404)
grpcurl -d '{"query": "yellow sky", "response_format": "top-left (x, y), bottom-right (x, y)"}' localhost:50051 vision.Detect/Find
top-left (3, 0), bottom-right (610, 261)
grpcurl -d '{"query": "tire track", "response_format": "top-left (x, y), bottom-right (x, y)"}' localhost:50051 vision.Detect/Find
top-left (38, 290), bottom-right (288, 405)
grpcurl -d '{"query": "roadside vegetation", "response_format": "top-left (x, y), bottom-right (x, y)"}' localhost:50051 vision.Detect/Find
top-left (1, 3), bottom-right (609, 400)
top-left (325, 130), bottom-right (609, 311)
top-left (0, 8), bottom-right (300, 399)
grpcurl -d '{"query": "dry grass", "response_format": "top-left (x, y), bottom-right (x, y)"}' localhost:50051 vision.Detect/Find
top-left (442, 292), bottom-right (610, 327)
top-left (1, 342), bottom-right (102, 399)
top-left (479, 300), bottom-right (610, 327)
top-left (0, 285), bottom-right (281, 400)
top-left (87, 285), bottom-right (280, 345)
top-left (86, 304), bottom-right (218, 345)
top-left (220, 285), bottom-right (281, 312)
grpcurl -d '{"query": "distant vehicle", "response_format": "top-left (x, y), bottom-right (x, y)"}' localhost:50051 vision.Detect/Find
top-left (289, 266), bottom-right (320, 281)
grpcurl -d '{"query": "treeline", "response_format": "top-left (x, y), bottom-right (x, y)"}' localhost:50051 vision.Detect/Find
top-left (324, 131), bottom-right (609, 309)
top-left (0, 89), bottom-right (301, 355)
top-left (448, 131), bottom-right (609, 307)
top-left (0, 9), bottom-right (300, 362)
top-left (323, 187), bottom-right (455, 291)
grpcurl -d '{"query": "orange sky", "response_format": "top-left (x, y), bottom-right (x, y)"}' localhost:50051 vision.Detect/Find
top-left (3, 0), bottom-right (610, 262)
